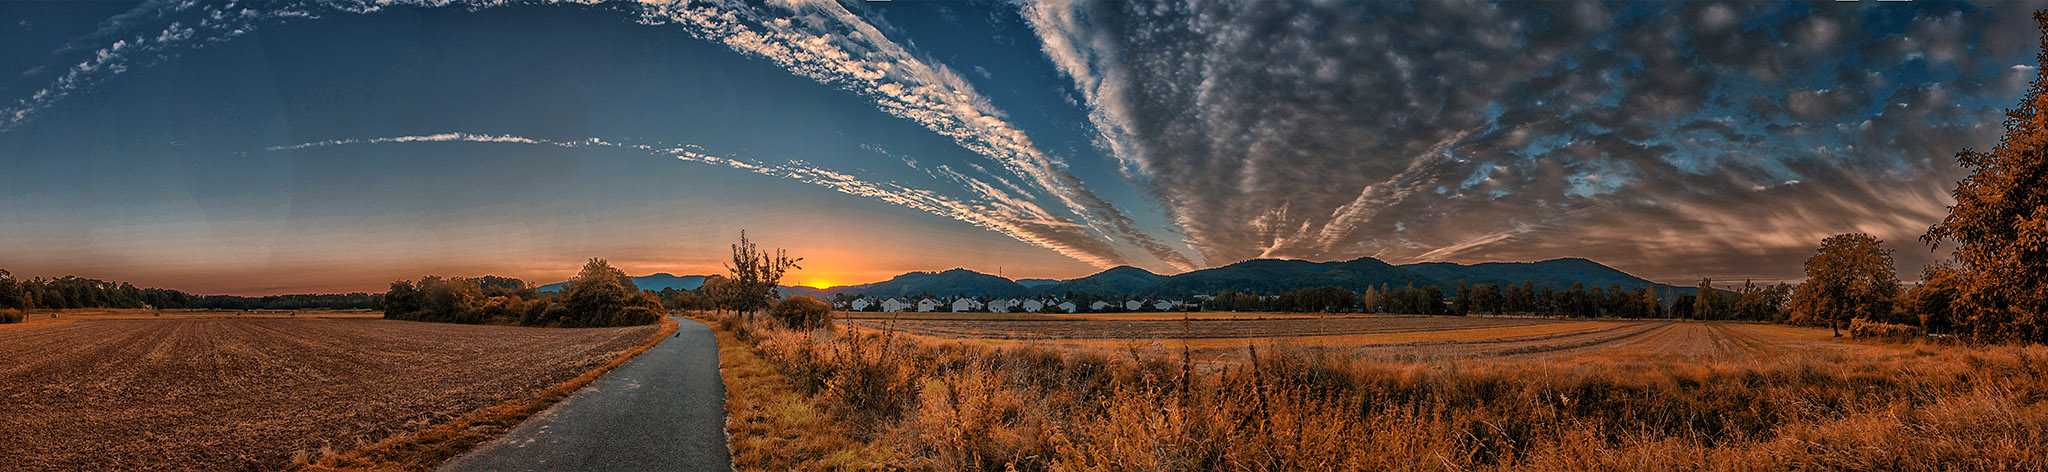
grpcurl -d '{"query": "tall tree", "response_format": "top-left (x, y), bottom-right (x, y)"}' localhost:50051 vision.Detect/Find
top-left (1791, 233), bottom-right (1901, 336)
top-left (1695, 278), bottom-right (1719, 320)
top-left (1921, 12), bottom-right (2048, 343)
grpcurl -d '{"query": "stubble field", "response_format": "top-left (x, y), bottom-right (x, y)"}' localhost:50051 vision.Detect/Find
top-left (0, 314), bottom-right (658, 471)
top-left (840, 312), bottom-right (1874, 362)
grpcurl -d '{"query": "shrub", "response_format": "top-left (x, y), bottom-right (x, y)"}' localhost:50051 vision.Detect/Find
top-left (772, 295), bottom-right (834, 330)
top-left (1849, 318), bottom-right (1919, 340)
top-left (0, 309), bottom-right (21, 324)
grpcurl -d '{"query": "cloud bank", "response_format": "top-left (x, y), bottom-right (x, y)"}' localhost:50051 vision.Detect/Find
top-left (1022, 0), bottom-right (2038, 280)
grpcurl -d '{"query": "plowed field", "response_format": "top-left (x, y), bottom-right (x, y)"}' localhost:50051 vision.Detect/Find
top-left (0, 318), bottom-right (659, 471)
top-left (845, 315), bottom-right (1871, 362)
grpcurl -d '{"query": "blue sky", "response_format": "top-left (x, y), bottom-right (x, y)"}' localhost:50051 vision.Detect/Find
top-left (0, 0), bottom-right (2038, 294)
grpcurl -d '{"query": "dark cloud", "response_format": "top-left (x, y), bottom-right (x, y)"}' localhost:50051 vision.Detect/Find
top-left (1026, 0), bottom-right (2042, 280)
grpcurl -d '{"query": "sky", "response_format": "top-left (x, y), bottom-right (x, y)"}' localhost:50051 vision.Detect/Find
top-left (0, 0), bottom-right (2039, 295)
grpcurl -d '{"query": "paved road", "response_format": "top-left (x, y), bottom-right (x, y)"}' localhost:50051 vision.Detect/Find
top-left (440, 316), bottom-right (731, 472)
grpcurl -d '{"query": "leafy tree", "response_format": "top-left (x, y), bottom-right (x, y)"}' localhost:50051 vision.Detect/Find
top-left (1921, 12), bottom-right (2048, 343)
top-left (1695, 278), bottom-right (1720, 320)
top-left (1790, 233), bottom-right (1901, 336)
top-left (1905, 264), bottom-right (1961, 335)
top-left (773, 295), bottom-right (834, 330)
top-left (1285, 286), bottom-right (1358, 313)
top-left (724, 231), bottom-right (802, 316)
top-left (1452, 281), bottom-right (1472, 316)
top-left (539, 258), bottom-right (663, 327)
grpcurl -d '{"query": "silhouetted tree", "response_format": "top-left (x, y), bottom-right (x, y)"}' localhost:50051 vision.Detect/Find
top-left (725, 231), bottom-right (802, 317)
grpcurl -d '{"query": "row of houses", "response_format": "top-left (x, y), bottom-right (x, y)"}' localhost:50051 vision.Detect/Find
top-left (838, 297), bottom-right (1193, 313)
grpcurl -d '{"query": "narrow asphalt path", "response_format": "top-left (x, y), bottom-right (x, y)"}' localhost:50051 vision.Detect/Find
top-left (440, 316), bottom-right (730, 472)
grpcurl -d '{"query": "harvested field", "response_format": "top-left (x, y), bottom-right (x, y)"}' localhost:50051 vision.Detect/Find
top-left (0, 317), bottom-right (659, 471)
top-left (843, 315), bottom-right (1562, 340)
top-left (842, 315), bottom-right (1875, 362)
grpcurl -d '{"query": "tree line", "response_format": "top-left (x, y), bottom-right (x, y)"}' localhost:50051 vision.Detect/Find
top-left (383, 259), bottom-right (663, 328)
top-left (0, 268), bottom-right (375, 322)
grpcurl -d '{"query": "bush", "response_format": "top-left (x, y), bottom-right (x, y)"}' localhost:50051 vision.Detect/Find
top-left (772, 295), bottom-right (834, 330)
top-left (0, 309), bottom-right (21, 324)
top-left (1850, 318), bottom-right (1919, 340)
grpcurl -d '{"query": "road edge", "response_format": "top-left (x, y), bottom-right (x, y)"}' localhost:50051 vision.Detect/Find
top-left (295, 317), bottom-right (680, 472)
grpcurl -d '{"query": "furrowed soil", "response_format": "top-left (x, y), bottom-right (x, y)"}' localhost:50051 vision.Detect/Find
top-left (843, 315), bottom-right (1877, 362)
top-left (0, 317), bottom-right (658, 471)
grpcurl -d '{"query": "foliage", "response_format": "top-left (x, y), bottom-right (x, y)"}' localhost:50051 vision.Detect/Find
top-left (1790, 233), bottom-right (1901, 336)
top-left (772, 295), bottom-right (835, 330)
top-left (383, 259), bottom-right (660, 327)
top-left (1848, 318), bottom-right (1919, 341)
top-left (0, 267), bottom-right (377, 312)
top-left (724, 231), bottom-right (802, 314)
top-left (1920, 12), bottom-right (2048, 343)
top-left (530, 258), bottom-right (664, 328)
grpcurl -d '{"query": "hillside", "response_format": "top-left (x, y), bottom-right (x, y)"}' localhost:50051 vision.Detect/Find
top-left (1142, 257), bottom-right (1442, 296)
top-left (1398, 258), bottom-right (1691, 296)
top-left (1033, 266), bottom-right (1164, 296)
top-left (801, 268), bottom-right (1030, 298)
top-left (537, 273), bottom-right (706, 292)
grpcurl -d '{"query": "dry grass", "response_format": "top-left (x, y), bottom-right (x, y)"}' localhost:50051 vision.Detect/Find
top-left (718, 312), bottom-right (2048, 471)
top-left (702, 316), bottom-right (893, 471)
top-left (0, 317), bottom-right (662, 471)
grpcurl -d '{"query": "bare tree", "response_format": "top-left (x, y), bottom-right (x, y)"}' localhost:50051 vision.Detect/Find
top-left (725, 231), bottom-right (802, 319)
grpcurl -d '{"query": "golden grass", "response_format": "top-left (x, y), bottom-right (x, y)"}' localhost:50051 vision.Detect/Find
top-left (295, 317), bottom-right (679, 472)
top-left (725, 314), bottom-right (2048, 471)
top-left (702, 316), bottom-right (894, 471)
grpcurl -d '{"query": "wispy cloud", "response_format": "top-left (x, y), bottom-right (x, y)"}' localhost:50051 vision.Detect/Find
top-left (269, 133), bottom-right (1127, 268)
top-left (1, 0), bottom-right (1196, 271)
top-left (1021, 0), bottom-right (2035, 279)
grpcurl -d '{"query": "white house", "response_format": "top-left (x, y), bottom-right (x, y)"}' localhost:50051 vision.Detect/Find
top-left (987, 299), bottom-right (1017, 313)
top-left (1152, 300), bottom-right (1175, 310)
top-left (1020, 299), bottom-right (1046, 312)
top-left (880, 298), bottom-right (910, 312)
top-left (917, 298), bottom-right (941, 312)
top-left (849, 298), bottom-right (872, 311)
top-left (1124, 300), bottom-right (1143, 311)
top-left (952, 298), bottom-right (984, 312)
top-left (1057, 301), bottom-right (1078, 313)
top-left (1090, 301), bottom-right (1113, 311)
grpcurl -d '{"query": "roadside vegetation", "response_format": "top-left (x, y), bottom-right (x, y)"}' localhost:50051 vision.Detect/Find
top-left (382, 258), bottom-right (662, 327)
top-left (711, 309), bottom-right (2048, 471)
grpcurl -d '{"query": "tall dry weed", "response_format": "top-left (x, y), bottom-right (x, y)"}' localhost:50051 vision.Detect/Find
top-left (729, 318), bottom-right (2048, 471)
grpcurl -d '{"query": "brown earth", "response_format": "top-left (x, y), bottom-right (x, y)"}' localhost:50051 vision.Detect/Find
top-left (0, 317), bottom-right (657, 471)
top-left (843, 315), bottom-right (1876, 363)
top-left (843, 315), bottom-right (1563, 340)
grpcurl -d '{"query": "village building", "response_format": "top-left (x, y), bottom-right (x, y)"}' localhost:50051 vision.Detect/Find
top-left (1021, 299), bottom-right (1046, 312)
top-left (1057, 301), bottom-right (1078, 313)
top-left (880, 298), bottom-right (910, 312)
top-left (1124, 300), bottom-right (1143, 311)
top-left (1090, 301), bottom-right (1113, 311)
top-left (952, 298), bottom-right (985, 312)
top-left (849, 298), bottom-right (872, 311)
top-left (917, 298), bottom-right (941, 312)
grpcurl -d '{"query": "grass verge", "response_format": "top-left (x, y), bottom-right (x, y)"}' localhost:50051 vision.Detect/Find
top-left (294, 316), bottom-right (679, 472)
top-left (701, 316), bottom-right (893, 471)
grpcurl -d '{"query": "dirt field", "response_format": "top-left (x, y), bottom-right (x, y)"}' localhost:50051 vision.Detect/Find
top-left (842, 314), bottom-right (1876, 362)
top-left (0, 316), bottom-right (659, 471)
